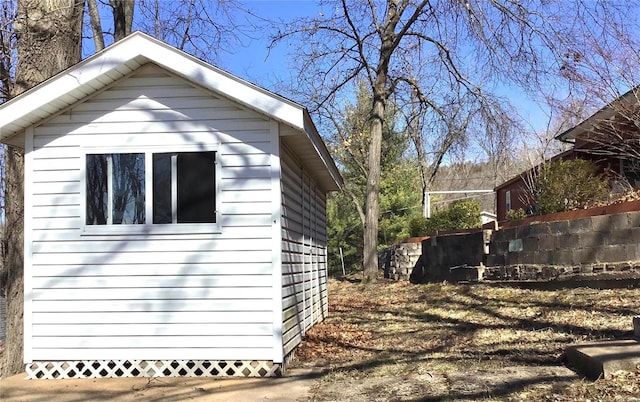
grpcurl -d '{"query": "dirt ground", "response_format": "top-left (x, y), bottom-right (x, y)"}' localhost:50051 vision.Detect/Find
top-left (0, 368), bottom-right (322, 401)
top-left (1, 278), bottom-right (639, 401)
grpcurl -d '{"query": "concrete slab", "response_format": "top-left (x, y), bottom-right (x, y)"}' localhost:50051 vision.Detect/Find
top-left (0, 368), bottom-right (323, 401)
top-left (566, 339), bottom-right (640, 380)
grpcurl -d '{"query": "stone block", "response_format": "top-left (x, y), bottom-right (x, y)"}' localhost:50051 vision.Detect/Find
top-left (568, 217), bottom-right (593, 234)
top-left (580, 264), bottom-right (594, 274)
top-left (572, 247), bottom-right (597, 265)
top-left (537, 235), bottom-right (556, 251)
top-left (548, 220), bottom-right (569, 236)
top-left (522, 236), bottom-right (539, 250)
top-left (579, 231), bottom-right (606, 249)
top-left (515, 225), bottom-right (532, 239)
top-left (557, 233), bottom-right (580, 250)
top-left (505, 252), bottom-right (520, 266)
top-left (553, 250), bottom-right (573, 266)
top-left (596, 245), bottom-right (627, 263)
top-left (566, 339), bottom-right (640, 380)
top-left (493, 227), bottom-right (517, 242)
top-left (609, 213), bottom-right (631, 230)
top-left (542, 265), bottom-right (560, 279)
top-left (518, 250), bottom-right (535, 264)
top-left (533, 251), bottom-right (551, 265)
top-left (590, 214), bottom-right (610, 232)
top-left (606, 262), bottom-right (632, 272)
top-left (485, 254), bottom-right (505, 267)
top-left (491, 241), bottom-right (509, 255)
top-left (629, 212), bottom-right (640, 228)
top-left (631, 243), bottom-right (640, 261)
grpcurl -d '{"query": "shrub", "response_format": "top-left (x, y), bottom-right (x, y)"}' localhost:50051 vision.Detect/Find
top-left (536, 159), bottom-right (609, 215)
top-left (506, 208), bottom-right (527, 221)
top-left (409, 199), bottom-right (481, 236)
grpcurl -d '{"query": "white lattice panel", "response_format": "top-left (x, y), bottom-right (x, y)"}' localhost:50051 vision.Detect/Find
top-left (26, 360), bottom-right (281, 379)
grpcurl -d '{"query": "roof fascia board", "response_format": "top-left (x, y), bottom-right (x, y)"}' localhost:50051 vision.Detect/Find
top-left (0, 32), bottom-right (305, 140)
top-left (132, 34), bottom-right (305, 130)
top-left (302, 111), bottom-right (344, 190)
top-left (0, 54), bottom-right (144, 141)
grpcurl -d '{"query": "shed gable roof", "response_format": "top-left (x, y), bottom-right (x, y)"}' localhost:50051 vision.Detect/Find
top-left (0, 31), bottom-right (342, 191)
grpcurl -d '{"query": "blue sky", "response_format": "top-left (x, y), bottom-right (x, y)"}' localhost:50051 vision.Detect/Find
top-left (82, 0), bottom-right (552, 132)
top-left (219, 1), bottom-right (323, 85)
top-left (220, 1), bottom-right (549, 130)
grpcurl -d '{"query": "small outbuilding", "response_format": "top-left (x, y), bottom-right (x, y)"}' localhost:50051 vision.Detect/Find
top-left (0, 32), bottom-right (342, 379)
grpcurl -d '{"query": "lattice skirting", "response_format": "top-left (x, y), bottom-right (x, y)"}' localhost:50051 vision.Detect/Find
top-left (26, 360), bottom-right (282, 379)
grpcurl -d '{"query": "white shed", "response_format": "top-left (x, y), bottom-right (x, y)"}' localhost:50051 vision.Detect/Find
top-left (0, 32), bottom-right (342, 379)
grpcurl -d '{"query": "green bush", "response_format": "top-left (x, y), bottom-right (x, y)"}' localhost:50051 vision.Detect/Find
top-left (409, 199), bottom-right (481, 236)
top-left (506, 208), bottom-right (527, 221)
top-left (536, 159), bottom-right (609, 215)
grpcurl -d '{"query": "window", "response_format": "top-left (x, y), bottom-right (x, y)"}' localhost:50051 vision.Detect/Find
top-left (505, 190), bottom-right (512, 211)
top-left (86, 153), bottom-right (145, 225)
top-left (152, 152), bottom-right (216, 224)
top-left (85, 148), bottom-right (218, 233)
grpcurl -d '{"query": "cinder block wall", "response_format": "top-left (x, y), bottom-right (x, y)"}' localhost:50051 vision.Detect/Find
top-left (410, 231), bottom-right (486, 283)
top-left (381, 242), bottom-right (422, 280)
top-left (485, 210), bottom-right (640, 280)
top-left (410, 210), bottom-right (640, 283)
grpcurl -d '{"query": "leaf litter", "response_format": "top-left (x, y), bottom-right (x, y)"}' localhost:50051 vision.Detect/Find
top-left (291, 278), bottom-right (640, 401)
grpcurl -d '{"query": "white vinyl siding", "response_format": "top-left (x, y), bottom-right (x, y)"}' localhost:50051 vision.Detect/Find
top-left (26, 64), bottom-right (276, 361)
top-left (280, 147), bottom-right (328, 356)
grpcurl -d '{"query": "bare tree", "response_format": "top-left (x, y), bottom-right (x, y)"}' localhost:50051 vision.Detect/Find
top-left (0, 1), bottom-right (16, 103)
top-left (271, 0), bottom-right (640, 282)
top-left (569, 87), bottom-right (640, 178)
top-left (2, 0), bottom-right (84, 377)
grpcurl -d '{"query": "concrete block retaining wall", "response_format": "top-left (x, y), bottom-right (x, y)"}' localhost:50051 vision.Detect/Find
top-left (381, 241), bottom-right (423, 281)
top-left (485, 210), bottom-right (640, 281)
top-left (409, 209), bottom-right (640, 283)
top-left (410, 230), bottom-right (489, 283)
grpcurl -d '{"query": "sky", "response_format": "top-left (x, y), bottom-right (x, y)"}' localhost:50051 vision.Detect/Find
top-left (218, 1), bottom-right (550, 132)
top-left (218, 1), bottom-right (323, 86)
top-left (81, 0), bottom-right (578, 136)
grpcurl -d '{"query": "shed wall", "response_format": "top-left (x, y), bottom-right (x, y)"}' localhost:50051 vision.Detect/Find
top-left (280, 146), bottom-right (328, 356)
top-left (25, 64), bottom-right (277, 362)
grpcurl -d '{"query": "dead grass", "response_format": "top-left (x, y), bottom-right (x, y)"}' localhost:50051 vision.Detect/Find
top-left (291, 278), bottom-right (640, 401)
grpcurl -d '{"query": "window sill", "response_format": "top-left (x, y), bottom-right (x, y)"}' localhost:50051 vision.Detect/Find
top-left (82, 223), bottom-right (222, 236)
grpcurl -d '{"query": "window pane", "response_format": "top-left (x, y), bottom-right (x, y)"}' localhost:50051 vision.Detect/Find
top-left (86, 154), bottom-right (108, 225)
top-left (177, 152), bottom-right (215, 223)
top-left (153, 153), bottom-right (172, 224)
top-left (111, 153), bottom-right (145, 224)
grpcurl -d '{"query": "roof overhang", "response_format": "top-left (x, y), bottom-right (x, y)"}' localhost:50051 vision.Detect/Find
top-left (555, 86), bottom-right (640, 143)
top-left (0, 31), bottom-right (343, 191)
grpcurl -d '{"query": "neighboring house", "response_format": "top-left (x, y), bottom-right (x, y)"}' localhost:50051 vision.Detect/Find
top-left (480, 211), bottom-right (497, 225)
top-left (496, 86), bottom-right (640, 221)
top-left (0, 32), bottom-right (342, 379)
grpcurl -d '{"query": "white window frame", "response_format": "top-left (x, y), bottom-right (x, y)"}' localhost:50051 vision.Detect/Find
top-left (81, 144), bottom-right (221, 235)
top-left (505, 190), bottom-right (512, 212)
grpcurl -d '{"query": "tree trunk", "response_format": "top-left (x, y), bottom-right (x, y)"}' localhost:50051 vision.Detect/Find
top-left (111, 0), bottom-right (134, 41)
top-left (2, 0), bottom-right (83, 378)
top-left (362, 86), bottom-right (386, 282)
top-left (362, 2), bottom-right (400, 283)
top-left (2, 147), bottom-right (23, 377)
